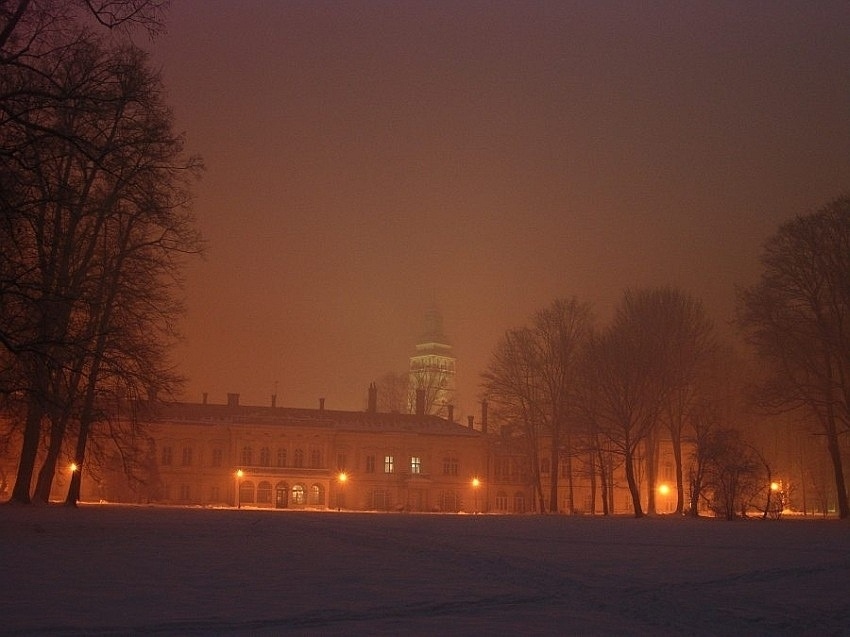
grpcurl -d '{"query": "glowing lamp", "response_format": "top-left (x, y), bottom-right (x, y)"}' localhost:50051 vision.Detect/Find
top-left (658, 483), bottom-right (670, 496)
top-left (770, 481), bottom-right (780, 492)
top-left (472, 478), bottom-right (481, 488)
top-left (338, 472), bottom-right (348, 483)
top-left (70, 463), bottom-right (78, 473)
top-left (236, 469), bottom-right (244, 478)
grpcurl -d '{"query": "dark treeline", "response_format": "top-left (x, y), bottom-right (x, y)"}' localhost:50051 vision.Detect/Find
top-left (0, 1), bottom-right (202, 505)
top-left (482, 196), bottom-right (850, 519)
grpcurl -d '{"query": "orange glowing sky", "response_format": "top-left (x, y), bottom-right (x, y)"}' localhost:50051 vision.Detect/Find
top-left (150, 2), bottom-right (850, 416)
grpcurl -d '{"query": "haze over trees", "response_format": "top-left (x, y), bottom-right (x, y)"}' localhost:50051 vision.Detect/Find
top-left (738, 196), bottom-right (850, 519)
top-left (0, 0), bottom-right (201, 504)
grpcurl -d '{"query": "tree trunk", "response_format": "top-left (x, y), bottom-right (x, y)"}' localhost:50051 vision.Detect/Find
top-left (624, 451), bottom-right (644, 518)
top-left (9, 399), bottom-right (44, 504)
top-left (826, 424), bottom-right (849, 518)
top-left (671, 426), bottom-right (684, 514)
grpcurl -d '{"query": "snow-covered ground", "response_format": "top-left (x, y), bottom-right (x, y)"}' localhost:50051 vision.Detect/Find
top-left (1, 505), bottom-right (848, 636)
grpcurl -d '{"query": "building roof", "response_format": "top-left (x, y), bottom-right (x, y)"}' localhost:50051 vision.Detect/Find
top-left (151, 401), bottom-right (481, 437)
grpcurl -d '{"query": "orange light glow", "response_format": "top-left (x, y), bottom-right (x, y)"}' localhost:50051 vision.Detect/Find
top-left (338, 472), bottom-right (348, 483)
top-left (471, 478), bottom-right (481, 488)
top-left (658, 483), bottom-right (670, 496)
top-left (770, 481), bottom-right (780, 492)
top-left (69, 463), bottom-right (78, 473)
top-left (236, 469), bottom-right (244, 478)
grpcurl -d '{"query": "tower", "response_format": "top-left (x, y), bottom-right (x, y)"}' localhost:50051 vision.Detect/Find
top-left (408, 305), bottom-right (456, 417)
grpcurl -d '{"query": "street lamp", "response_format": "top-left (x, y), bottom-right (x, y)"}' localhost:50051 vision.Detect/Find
top-left (70, 463), bottom-right (78, 473)
top-left (471, 477), bottom-right (481, 514)
top-left (235, 469), bottom-right (244, 508)
top-left (337, 472), bottom-right (348, 510)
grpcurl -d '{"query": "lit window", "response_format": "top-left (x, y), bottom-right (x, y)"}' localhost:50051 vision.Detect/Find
top-left (442, 457), bottom-right (458, 476)
top-left (161, 446), bottom-right (172, 466)
top-left (211, 448), bottom-right (222, 467)
top-left (241, 446), bottom-right (253, 466)
top-left (259, 447), bottom-right (270, 467)
top-left (277, 448), bottom-right (287, 467)
top-left (239, 480), bottom-right (255, 503)
top-left (365, 455), bottom-right (375, 473)
top-left (181, 447), bottom-right (193, 467)
top-left (294, 449), bottom-right (304, 468)
top-left (410, 456), bottom-right (421, 474)
top-left (292, 484), bottom-right (305, 505)
top-left (384, 455), bottom-right (394, 473)
top-left (310, 484), bottom-right (324, 505)
top-left (257, 481), bottom-right (272, 503)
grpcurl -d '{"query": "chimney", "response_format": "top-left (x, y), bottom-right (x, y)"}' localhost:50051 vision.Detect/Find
top-left (415, 389), bottom-right (425, 415)
top-left (227, 393), bottom-right (239, 407)
top-left (467, 415), bottom-right (474, 429)
top-left (481, 400), bottom-right (488, 434)
top-left (271, 394), bottom-right (277, 408)
top-left (319, 397), bottom-right (325, 412)
top-left (367, 382), bottom-right (377, 414)
top-left (202, 392), bottom-right (208, 405)
top-left (447, 404), bottom-right (454, 423)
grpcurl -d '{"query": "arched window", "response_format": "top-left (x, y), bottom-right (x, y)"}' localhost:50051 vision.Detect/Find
top-left (294, 449), bottom-right (304, 468)
top-left (241, 446), bottom-right (253, 466)
top-left (291, 484), bottom-right (306, 505)
top-left (239, 480), bottom-right (255, 504)
top-left (274, 481), bottom-right (288, 508)
top-left (310, 484), bottom-right (324, 505)
top-left (257, 481), bottom-right (272, 503)
top-left (259, 447), bottom-right (270, 467)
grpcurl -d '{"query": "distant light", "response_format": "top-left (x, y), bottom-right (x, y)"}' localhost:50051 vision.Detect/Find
top-left (70, 463), bottom-right (78, 473)
top-left (236, 469), bottom-right (244, 478)
top-left (770, 481), bottom-right (780, 492)
top-left (472, 478), bottom-right (481, 488)
top-left (338, 472), bottom-right (348, 483)
top-left (658, 483), bottom-right (670, 496)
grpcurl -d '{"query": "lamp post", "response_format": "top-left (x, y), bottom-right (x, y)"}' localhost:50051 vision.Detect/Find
top-left (337, 472), bottom-right (347, 511)
top-left (658, 483), bottom-right (671, 513)
top-left (235, 469), bottom-right (244, 509)
top-left (471, 477), bottom-right (481, 514)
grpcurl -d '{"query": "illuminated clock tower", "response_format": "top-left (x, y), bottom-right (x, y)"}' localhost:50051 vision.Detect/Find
top-left (408, 305), bottom-right (456, 417)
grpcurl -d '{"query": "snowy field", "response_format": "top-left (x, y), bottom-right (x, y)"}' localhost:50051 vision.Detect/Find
top-left (1, 506), bottom-right (849, 636)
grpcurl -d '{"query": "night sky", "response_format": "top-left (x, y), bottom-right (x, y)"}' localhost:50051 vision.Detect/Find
top-left (150, 1), bottom-right (850, 417)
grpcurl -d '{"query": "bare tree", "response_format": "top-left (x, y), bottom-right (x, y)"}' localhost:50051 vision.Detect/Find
top-left (1, 5), bottom-right (201, 504)
top-left (483, 298), bottom-right (593, 513)
top-left (738, 196), bottom-right (850, 518)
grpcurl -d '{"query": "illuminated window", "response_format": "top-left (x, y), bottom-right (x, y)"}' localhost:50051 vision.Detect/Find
top-left (277, 448), bottom-right (287, 467)
top-left (310, 484), bottom-right (324, 505)
top-left (294, 449), bottom-right (304, 468)
top-left (241, 446), bottom-right (253, 466)
top-left (211, 448), bottom-right (223, 467)
top-left (240, 480), bottom-right (255, 503)
top-left (292, 484), bottom-right (305, 505)
top-left (310, 449), bottom-right (321, 468)
top-left (410, 457), bottom-right (421, 474)
top-left (257, 481), bottom-right (272, 503)
top-left (259, 447), bottom-right (270, 467)
top-left (161, 446), bottom-right (172, 466)
top-left (365, 455), bottom-right (375, 473)
top-left (442, 457), bottom-right (458, 476)
top-left (181, 447), bottom-right (193, 466)
top-left (384, 455), bottom-right (394, 473)
top-left (495, 491), bottom-right (508, 511)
